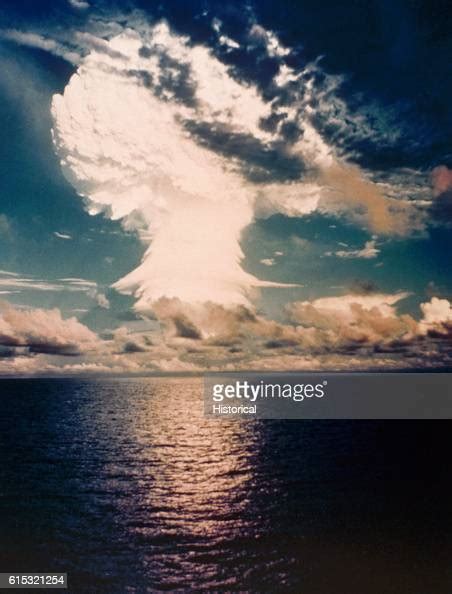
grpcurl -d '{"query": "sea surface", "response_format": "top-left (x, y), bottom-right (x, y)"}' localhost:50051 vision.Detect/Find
top-left (0, 377), bottom-right (451, 593)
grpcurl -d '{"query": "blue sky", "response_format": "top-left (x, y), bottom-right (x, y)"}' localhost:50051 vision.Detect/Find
top-left (0, 0), bottom-right (451, 374)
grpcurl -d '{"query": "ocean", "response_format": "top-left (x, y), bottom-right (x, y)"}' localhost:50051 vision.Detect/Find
top-left (0, 378), bottom-right (451, 593)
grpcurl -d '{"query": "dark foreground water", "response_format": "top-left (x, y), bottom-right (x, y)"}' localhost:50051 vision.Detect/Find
top-left (0, 378), bottom-right (451, 593)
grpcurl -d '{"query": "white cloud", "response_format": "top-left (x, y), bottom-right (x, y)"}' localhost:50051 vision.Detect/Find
top-left (289, 292), bottom-right (409, 323)
top-left (51, 24), bottom-right (275, 309)
top-left (49, 19), bottom-right (424, 317)
top-left (47, 23), bottom-right (328, 311)
top-left (68, 0), bottom-right (90, 10)
top-left (59, 277), bottom-right (97, 287)
top-left (421, 297), bottom-right (452, 324)
top-left (419, 297), bottom-right (452, 335)
top-left (0, 272), bottom-right (99, 295)
top-left (2, 17), bottom-right (420, 377)
top-left (95, 293), bottom-right (110, 309)
top-left (0, 302), bottom-right (97, 355)
top-left (212, 20), bottom-right (240, 50)
top-left (0, 30), bottom-right (80, 64)
top-left (218, 34), bottom-right (240, 50)
top-left (326, 239), bottom-right (380, 259)
top-left (249, 24), bottom-right (290, 57)
top-left (0, 278), bottom-right (64, 292)
top-left (54, 231), bottom-right (72, 240)
top-left (1, 293), bottom-right (450, 375)
top-left (260, 258), bottom-right (275, 266)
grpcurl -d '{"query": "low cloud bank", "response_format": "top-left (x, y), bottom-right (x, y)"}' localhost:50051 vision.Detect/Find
top-left (0, 302), bottom-right (98, 356)
top-left (0, 293), bottom-right (450, 375)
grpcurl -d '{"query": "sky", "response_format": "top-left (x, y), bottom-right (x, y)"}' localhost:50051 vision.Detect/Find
top-left (0, 0), bottom-right (451, 375)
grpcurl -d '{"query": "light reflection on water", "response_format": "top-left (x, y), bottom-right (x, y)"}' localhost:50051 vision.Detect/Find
top-left (126, 380), bottom-right (261, 562)
top-left (1, 377), bottom-right (451, 593)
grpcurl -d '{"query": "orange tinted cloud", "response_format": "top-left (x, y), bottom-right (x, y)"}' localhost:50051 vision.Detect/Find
top-left (432, 165), bottom-right (452, 197)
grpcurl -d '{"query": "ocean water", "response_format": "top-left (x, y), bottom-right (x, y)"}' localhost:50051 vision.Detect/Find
top-left (0, 377), bottom-right (451, 593)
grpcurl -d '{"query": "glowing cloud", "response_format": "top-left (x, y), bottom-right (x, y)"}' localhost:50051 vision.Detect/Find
top-left (51, 22), bottom-right (416, 311)
top-left (52, 24), bottom-right (274, 308)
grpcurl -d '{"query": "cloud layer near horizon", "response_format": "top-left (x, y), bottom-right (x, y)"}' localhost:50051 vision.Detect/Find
top-left (0, 301), bottom-right (97, 356)
top-left (1, 293), bottom-right (451, 375)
